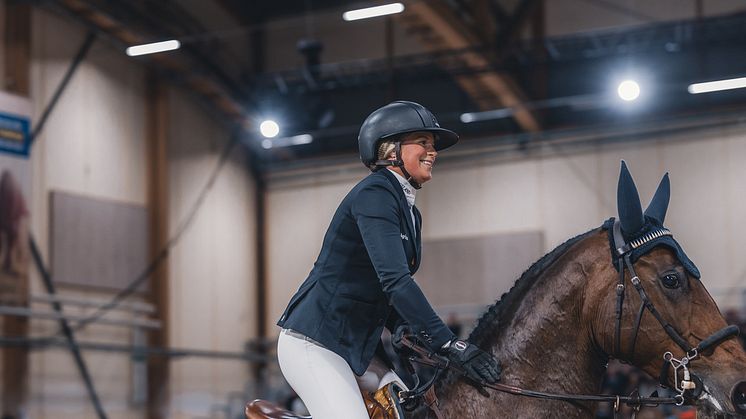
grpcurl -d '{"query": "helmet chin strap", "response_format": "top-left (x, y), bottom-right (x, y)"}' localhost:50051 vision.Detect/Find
top-left (374, 142), bottom-right (421, 189)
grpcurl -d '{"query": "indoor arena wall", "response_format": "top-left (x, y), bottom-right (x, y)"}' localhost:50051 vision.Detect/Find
top-left (8, 8), bottom-right (258, 419)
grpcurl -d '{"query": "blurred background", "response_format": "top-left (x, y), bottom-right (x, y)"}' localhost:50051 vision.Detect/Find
top-left (1, 0), bottom-right (746, 418)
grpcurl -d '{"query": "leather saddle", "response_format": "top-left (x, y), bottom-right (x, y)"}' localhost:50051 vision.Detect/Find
top-left (245, 382), bottom-right (405, 419)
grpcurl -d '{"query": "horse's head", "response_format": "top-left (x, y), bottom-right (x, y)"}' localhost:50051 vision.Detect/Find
top-left (589, 161), bottom-right (746, 416)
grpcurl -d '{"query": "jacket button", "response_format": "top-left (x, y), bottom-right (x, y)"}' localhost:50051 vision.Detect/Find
top-left (378, 318), bottom-right (384, 325)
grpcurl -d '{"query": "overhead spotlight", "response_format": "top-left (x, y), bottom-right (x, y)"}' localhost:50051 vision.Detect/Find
top-left (259, 120), bottom-right (280, 138)
top-left (343, 3), bottom-right (405, 21)
top-left (126, 40), bottom-right (180, 57)
top-left (617, 80), bottom-right (641, 101)
top-left (688, 76), bottom-right (746, 94)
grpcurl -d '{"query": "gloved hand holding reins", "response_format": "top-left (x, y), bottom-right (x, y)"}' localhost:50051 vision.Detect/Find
top-left (439, 339), bottom-right (502, 384)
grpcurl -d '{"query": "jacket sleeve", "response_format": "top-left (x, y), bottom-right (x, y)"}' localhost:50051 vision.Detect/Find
top-left (352, 182), bottom-right (454, 350)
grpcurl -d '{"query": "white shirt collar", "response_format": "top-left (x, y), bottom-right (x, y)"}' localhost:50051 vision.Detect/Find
top-left (388, 168), bottom-right (416, 208)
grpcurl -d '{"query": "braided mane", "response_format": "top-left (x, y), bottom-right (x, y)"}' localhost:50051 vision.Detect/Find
top-left (434, 227), bottom-right (600, 391)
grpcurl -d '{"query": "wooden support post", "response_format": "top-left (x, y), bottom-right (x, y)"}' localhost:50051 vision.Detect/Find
top-left (145, 71), bottom-right (170, 419)
top-left (251, 169), bottom-right (268, 392)
top-left (2, 2), bottom-right (31, 415)
top-left (4, 0), bottom-right (30, 95)
top-left (385, 16), bottom-right (396, 101)
top-left (531, 0), bottom-right (548, 120)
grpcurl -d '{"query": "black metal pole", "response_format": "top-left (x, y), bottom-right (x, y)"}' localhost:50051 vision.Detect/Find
top-left (29, 31), bottom-right (96, 144)
top-left (29, 238), bottom-right (107, 419)
top-left (23, 30), bottom-right (106, 419)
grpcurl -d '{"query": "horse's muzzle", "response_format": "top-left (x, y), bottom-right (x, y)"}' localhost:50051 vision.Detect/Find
top-left (731, 381), bottom-right (746, 414)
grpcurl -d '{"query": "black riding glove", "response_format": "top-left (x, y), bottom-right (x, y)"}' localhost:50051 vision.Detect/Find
top-left (440, 340), bottom-right (501, 384)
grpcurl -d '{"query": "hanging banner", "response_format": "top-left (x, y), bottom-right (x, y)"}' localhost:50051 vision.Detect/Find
top-left (0, 111), bottom-right (30, 156)
top-left (0, 90), bottom-right (31, 417)
top-left (0, 91), bottom-right (31, 304)
top-left (0, 91), bottom-right (31, 157)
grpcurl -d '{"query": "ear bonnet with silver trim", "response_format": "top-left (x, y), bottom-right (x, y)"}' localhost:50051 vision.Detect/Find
top-left (603, 161), bottom-right (700, 278)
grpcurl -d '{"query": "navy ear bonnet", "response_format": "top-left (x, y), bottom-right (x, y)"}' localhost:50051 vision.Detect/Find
top-left (602, 161), bottom-right (700, 279)
top-left (602, 217), bottom-right (701, 279)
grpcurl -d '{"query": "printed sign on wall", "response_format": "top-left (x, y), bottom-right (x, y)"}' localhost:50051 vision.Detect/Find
top-left (0, 112), bottom-right (31, 156)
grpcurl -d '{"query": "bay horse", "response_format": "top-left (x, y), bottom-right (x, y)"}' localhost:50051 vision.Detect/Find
top-left (248, 162), bottom-right (746, 418)
top-left (410, 162), bottom-right (746, 418)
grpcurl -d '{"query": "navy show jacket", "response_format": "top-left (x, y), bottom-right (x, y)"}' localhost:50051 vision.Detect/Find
top-left (277, 168), bottom-right (454, 375)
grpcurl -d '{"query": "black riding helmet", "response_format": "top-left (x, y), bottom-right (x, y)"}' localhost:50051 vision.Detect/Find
top-left (358, 101), bottom-right (459, 178)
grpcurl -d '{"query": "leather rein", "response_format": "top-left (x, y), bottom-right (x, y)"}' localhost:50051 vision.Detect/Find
top-left (394, 221), bottom-right (739, 414)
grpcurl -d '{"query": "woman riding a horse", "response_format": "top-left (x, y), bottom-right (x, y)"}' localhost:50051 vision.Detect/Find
top-left (276, 101), bottom-right (501, 418)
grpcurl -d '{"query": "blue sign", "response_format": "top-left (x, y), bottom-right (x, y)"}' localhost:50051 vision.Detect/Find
top-left (0, 112), bottom-right (30, 156)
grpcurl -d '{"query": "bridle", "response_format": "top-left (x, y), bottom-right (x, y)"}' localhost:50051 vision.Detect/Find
top-left (393, 221), bottom-right (740, 417)
top-left (611, 220), bottom-right (739, 399)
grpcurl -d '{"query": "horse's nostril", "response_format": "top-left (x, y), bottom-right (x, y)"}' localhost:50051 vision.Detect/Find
top-left (732, 381), bottom-right (746, 413)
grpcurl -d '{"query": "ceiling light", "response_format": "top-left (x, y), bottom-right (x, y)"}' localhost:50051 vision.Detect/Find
top-left (259, 120), bottom-right (280, 138)
top-left (617, 80), bottom-right (640, 101)
top-left (126, 40), bottom-right (180, 57)
top-left (460, 108), bottom-right (514, 123)
top-left (261, 134), bottom-right (313, 149)
top-left (343, 3), bottom-right (405, 21)
top-left (688, 76), bottom-right (746, 94)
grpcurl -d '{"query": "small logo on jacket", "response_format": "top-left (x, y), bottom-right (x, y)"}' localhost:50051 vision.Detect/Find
top-left (400, 233), bottom-right (409, 241)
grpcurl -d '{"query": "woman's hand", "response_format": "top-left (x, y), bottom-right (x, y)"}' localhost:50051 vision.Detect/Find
top-left (440, 340), bottom-right (501, 384)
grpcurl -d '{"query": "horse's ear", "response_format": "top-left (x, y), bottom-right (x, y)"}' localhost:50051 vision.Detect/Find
top-left (617, 160), bottom-right (645, 235)
top-left (644, 173), bottom-right (670, 225)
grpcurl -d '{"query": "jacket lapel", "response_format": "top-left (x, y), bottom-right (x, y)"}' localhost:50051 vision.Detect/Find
top-left (413, 205), bottom-right (422, 272)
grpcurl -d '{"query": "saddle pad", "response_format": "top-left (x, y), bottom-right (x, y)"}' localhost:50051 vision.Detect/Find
top-left (245, 400), bottom-right (311, 419)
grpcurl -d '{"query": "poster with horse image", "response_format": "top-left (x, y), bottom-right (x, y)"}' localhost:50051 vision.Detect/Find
top-left (0, 158), bottom-right (30, 306)
top-left (0, 91), bottom-right (31, 306)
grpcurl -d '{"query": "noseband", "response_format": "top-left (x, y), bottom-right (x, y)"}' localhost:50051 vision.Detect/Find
top-left (611, 220), bottom-right (739, 401)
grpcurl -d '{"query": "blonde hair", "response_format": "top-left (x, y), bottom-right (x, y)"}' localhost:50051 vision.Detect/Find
top-left (377, 141), bottom-right (397, 161)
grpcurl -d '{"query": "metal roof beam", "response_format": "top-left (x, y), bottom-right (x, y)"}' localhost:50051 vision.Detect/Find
top-left (403, 0), bottom-right (541, 132)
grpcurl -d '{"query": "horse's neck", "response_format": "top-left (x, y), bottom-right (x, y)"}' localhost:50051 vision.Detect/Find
top-left (492, 247), bottom-right (608, 394)
top-left (435, 233), bottom-right (610, 416)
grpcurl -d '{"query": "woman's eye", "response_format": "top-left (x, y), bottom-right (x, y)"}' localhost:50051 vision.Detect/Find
top-left (661, 273), bottom-right (681, 289)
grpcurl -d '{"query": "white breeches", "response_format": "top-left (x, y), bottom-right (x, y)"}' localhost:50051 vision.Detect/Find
top-left (277, 328), bottom-right (407, 419)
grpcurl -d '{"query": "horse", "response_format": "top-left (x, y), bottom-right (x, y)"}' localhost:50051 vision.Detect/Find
top-left (248, 161), bottom-right (746, 418)
top-left (409, 162), bottom-right (746, 418)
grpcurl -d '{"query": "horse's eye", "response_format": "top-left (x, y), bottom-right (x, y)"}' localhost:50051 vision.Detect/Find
top-left (661, 273), bottom-right (681, 289)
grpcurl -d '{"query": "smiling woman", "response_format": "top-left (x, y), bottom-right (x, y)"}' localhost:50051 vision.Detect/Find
top-left (380, 131), bottom-right (437, 185)
top-left (273, 101), bottom-right (501, 418)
